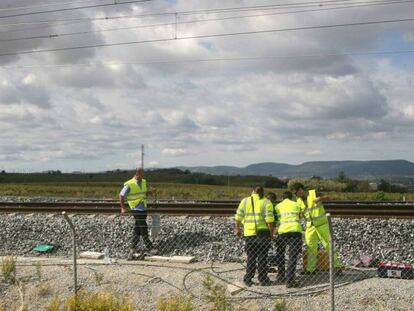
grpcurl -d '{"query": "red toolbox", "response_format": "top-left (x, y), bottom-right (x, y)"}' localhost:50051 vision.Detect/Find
top-left (377, 261), bottom-right (414, 279)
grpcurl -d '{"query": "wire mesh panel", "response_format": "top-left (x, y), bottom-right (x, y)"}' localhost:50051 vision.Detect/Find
top-left (1, 213), bottom-right (414, 310)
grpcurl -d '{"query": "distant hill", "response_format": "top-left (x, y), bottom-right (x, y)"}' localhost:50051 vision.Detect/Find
top-left (178, 160), bottom-right (414, 178)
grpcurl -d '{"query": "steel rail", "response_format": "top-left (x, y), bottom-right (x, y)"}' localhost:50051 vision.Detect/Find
top-left (15, 197), bottom-right (414, 204)
top-left (0, 201), bottom-right (414, 218)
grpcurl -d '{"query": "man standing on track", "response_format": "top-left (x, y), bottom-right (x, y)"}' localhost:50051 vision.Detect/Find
top-left (235, 186), bottom-right (275, 286)
top-left (120, 168), bottom-right (156, 259)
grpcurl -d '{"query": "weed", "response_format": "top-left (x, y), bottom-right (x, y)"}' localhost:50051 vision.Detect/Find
top-left (94, 271), bottom-right (104, 286)
top-left (37, 284), bottom-right (53, 298)
top-left (35, 261), bottom-right (42, 282)
top-left (17, 281), bottom-right (28, 311)
top-left (273, 298), bottom-right (293, 311)
top-left (45, 297), bottom-right (61, 311)
top-left (156, 294), bottom-right (195, 311)
top-left (1, 256), bottom-right (17, 284)
top-left (202, 274), bottom-right (232, 311)
top-left (64, 290), bottom-right (133, 311)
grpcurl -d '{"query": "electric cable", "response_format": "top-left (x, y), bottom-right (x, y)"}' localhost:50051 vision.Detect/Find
top-left (0, 0), bottom-right (151, 20)
top-left (1, 0), bottom-right (413, 43)
top-left (0, 0), bottom-right (109, 12)
top-left (0, 0), bottom-right (407, 27)
top-left (1, 16), bottom-right (414, 58)
top-left (0, 49), bottom-right (413, 70)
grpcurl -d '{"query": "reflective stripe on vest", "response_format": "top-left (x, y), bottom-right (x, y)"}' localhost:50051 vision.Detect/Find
top-left (235, 194), bottom-right (274, 237)
top-left (235, 198), bottom-right (248, 222)
top-left (124, 178), bottom-right (147, 209)
top-left (276, 199), bottom-right (302, 234)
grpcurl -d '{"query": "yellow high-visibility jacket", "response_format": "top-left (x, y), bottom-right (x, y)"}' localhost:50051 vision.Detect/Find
top-left (275, 199), bottom-right (302, 234)
top-left (235, 194), bottom-right (274, 237)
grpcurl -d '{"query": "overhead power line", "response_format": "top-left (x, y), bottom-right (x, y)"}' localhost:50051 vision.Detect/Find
top-left (1, 0), bottom-right (413, 43)
top-left (1, 16), bottom-right (414, 58)
top-left (0, 49), bottom-right (413, 69)
top-left (0, 0), bottom-right (405, 27)
top-left (0, 0), bottom-right (151, 19)
top-left (0, 0), bottom-right (108, 12)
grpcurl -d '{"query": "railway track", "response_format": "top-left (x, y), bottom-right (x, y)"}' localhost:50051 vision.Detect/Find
top-left (0, 200), bottom-right (414, 218)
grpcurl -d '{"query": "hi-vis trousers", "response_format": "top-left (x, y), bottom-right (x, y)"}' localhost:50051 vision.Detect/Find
top-left (305, 223), bottom-right (342, 272)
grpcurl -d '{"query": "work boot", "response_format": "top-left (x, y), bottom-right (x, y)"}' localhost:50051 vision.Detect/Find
top-left (259, 278), bottom-right (272, 286)
top-left (243, 278), bottom-right (253, 287)
top-left (143, 236), bottom-right (153, 250)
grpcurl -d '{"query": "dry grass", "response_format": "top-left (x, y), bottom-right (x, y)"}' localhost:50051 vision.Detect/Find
top-left (1, 256), bottom-right (17, 284)
top-left (156, 294), bottom-right (195, 311)
top-left (64, 290), bottom-right (133, 311)
top-left (0, 182), bottom-right (410, 201)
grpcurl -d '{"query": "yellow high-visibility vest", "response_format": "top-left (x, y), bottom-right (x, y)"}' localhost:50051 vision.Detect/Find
top-left (275, 199), bottom-right (302, 234)
top-left (297, 189), bottom-right (327, 228)
top-left (124, 178), bottom-right (147, 209)
top-left (235, 194), bottom-right (274, 237)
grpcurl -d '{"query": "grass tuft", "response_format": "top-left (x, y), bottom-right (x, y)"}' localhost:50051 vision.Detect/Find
top-left (156, 294), bottom-right (195, 311)
top-left (202, 274), bottom-right (232, 311)
top-left (1, 256), bottom-right (17, 284)
top-left (64, 290), bottom-right (133, 311)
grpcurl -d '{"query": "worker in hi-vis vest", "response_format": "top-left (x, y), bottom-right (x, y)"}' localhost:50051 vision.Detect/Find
top-left (291, 182), bottom-right (342, 274)
top-left (274, 191), bottom-right (303, 288)
top-left (120, 168), bottom-right (156, 259)
top-left (235, 186), bottom-right (275, 287)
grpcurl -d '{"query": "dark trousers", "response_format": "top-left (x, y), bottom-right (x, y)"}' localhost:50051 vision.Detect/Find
top-left (244, 235), bottom-right (271, 283)
top-left (275, 233), bottom-right (302, 283)
top-left (131, 211), bottom-right (152, 250)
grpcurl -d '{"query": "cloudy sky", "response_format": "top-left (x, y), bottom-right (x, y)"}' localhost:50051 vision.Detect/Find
top-left (0, 0), bottom-right (413, 172)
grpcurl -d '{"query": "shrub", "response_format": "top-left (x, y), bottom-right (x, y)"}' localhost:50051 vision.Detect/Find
top-left (37, 284), bottom-right (53, 298)
top-left (64, 290), bottom-right (133, 311)
top-left (287, 178), bottom-right (347, 192)
top-left (45, 297), bottom-right (61, 311)
top-left (273, 298), bottom-right (294, 311)
top-left (374, 191), bottom-right (386, 201)
top-left (94, 271), bottom-right (104, 286)
top-left (202, 274), bottom-right (232, 311)
top-left (156, 294), bottom-right (195, 311)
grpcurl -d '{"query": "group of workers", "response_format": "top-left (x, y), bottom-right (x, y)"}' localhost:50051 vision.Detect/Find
top-left (235, 184), bottom-right (343, 288)
top-left (119, 168), bottom-right (342, 287)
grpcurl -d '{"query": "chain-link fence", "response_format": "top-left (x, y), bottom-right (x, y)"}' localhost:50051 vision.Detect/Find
top-left (1, 212), bottom-right (414, 310)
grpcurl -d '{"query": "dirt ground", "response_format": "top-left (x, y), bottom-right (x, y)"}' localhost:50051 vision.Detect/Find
top-left (0, 256), bottom-right (413, 310)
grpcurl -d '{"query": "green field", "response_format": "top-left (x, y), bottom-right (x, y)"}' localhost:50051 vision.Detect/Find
top-left (0, 182), bottom-right (412, 201)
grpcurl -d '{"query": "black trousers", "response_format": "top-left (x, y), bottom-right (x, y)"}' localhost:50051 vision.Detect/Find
top-left (244, 235), bottom-right (271, 283)
top-left (131, 211), bottom-right (152, 250)
top-left (275, 232), bottom-right (302, 283)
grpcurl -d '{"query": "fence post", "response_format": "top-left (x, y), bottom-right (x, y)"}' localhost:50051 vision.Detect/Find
top-left (151, 194), bottom-right (161, 240)
top-left (62, 211), bottom-right (78, 295)
top-left (326, 213), bottom-right (335, 311)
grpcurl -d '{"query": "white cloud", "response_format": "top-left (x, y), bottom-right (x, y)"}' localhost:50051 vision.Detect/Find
top-left (1, 0), bottom-right (414, 171)
top-left (161, 148), bottom-right (192, 157)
